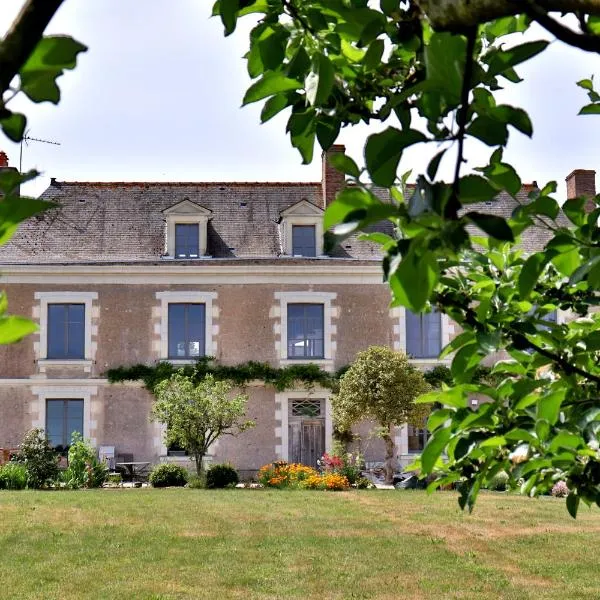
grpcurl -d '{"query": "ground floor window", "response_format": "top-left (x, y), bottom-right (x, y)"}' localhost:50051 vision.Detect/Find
top-left (46, 399), bottom-right (84, 454)
top-left (407, 425), bottom-right (428, 453)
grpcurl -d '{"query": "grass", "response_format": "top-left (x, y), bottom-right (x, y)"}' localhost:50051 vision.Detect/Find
top-left (1, 490), bottom-right (599, 599)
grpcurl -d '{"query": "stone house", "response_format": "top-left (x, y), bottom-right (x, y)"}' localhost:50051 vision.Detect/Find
top-left (0, 147), bottom-right (595, 472)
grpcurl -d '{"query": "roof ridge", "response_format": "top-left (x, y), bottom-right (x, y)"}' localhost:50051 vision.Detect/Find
top-left (51, 181), bottom-right (321, 188)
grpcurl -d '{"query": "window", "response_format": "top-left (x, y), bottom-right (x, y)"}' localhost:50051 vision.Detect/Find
top-left (47, 303), bottom-right (85, 359)
top-left (168, 303), bottom-right (205, 358)
top-left (46, 399), bottom-right (84, 454)
top-left (292, 225), bottom-right (316, 257)
top-left (287, 304), bottom-right (324, 358)
top-left (175, 223), bottom-right (200, 258)
top-left (407, 425), bottom-right (428, 453)
top-left (406, 310), bottom-right (441, 359)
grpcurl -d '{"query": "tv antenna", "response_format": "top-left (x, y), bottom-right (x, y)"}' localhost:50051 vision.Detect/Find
top-left (19, 130), bottom-right (61, 173)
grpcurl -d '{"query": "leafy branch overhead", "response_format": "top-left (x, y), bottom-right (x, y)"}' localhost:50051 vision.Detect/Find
top-left (214, 0), bottom-right (600, 515)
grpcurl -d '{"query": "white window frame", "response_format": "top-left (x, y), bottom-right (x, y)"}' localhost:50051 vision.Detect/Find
top-left (392, 306), bottom-right (451, 364)
top-left (274, 291), bottom-right (336, 367)
top-left (280, 200), bottom-right (324, 257)
top-left (163, 200), bottom-right (212, 259)
top-left (275, 390), bottom-right (332, 461)
top-left (35, 291), bottom-right (97, 371)
top-left (31, 385), bottom-right (95, 447)
top-left (156, 291), bottom-right (217, 363)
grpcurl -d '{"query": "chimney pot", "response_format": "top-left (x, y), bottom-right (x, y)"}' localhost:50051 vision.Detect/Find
top-left (321, 144), bottom-right (346, 209)
top-left (566, 169), bottom-right (596, 213)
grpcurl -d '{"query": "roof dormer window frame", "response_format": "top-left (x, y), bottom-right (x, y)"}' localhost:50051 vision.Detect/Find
top-left (163, 200), bottom-right (212, 259)
top-left (280, 200), bottom-right (324, 258)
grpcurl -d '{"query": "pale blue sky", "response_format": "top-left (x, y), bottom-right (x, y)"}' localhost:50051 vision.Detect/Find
top-left (1, 1), bottom-right (599, 198)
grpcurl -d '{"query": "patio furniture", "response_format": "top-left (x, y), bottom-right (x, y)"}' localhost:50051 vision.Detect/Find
top-left (115, 461), bottom-right (150, 483)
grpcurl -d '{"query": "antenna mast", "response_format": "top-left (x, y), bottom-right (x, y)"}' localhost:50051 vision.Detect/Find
top-left (19, 131), bottom-right (61, 173)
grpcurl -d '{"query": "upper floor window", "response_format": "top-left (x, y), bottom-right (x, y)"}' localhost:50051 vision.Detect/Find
top-left (406, 310), bottom-right (441, 359)
top-left (280, 200), bottom-right (324, 257)
top-left (175, 223), bottom-right (200, 258)
top-left (287, 303), bottom-right (324, 359)
top-left (46, 398), bottom-right (84, 454)
top-left (47, 303), bottom-right (85, 359)
top-left (292, 225), bottom-right (316, 257)
top-left (163, 200), bottom-right (212, 259)
top-left (168, 303), bottom-right (205, 359)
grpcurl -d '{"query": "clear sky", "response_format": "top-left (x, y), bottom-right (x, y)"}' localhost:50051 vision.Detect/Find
top-left (1, 1), bottom-right (599, 198)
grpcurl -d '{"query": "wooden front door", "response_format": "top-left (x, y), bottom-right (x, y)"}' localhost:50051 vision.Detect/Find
top-left (288, 399), bottom-right (325, 468)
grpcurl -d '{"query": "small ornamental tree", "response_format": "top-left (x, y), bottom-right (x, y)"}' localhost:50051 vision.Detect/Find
top-left (333, 346), bottom-right (431, 485)
top-left (152, 371), bottom-right (254, 476)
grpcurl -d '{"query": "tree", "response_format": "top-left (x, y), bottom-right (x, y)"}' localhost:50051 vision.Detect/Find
top-left (152, 371), bottom-right (254, 476)
top-left (333, 346), bottom-right (430, 485)
top-left (212, 1), bottom-right (600, 515)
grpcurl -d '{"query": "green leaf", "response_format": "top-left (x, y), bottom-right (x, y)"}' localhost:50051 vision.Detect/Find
top-left (440, 330), bottom-right (476, 359)
top-left (365, 128), bottom-right (426, 187)
top-left (421, 427), bottom-right (452, 473)
top-left (537, 389), bottom-right (566, 426)
top-left (486, 40), bottom-right (549, 78)
top-left (579, 104), bottom-right (600, 115)
top-left (260, 93), bottom-right (296, 123)
top-left (459, 175), bottom-right (498, 204)
top-left (329, 153), bottom-right (360, 178)
top-left (243, 72), bottom-right (303, 105)
top-left (549, 431), bottom-right (582, 452)
top-left (324, 187), bottom-right (378, 230)
top-left (364, 39), bottom-right (385, 71)
top-left (20, 36), bottom-right (87, 104)
top-left (390, 251), bottom-right (439, 312)
top-left (425, 33), bottom-right (466, 105)
top-left (551, 248), bottom-right (580, 277)
top-left (466, 212), bottom-right (514, 242)
top-left (566, 492), bottom-right (580, 519)
top-left (467, 116), bottom-right (508, 146)
top-left (493, 105), bottom-right (533, 137)
top-left (451, 342), bottom-right (481, 382)
top-left (0, 112), bottom-right (26, 142)
top-left (0, 316), bottom-right (38, 344)
top-left (306, 54), bottom-right (335, 106)
top-left (427, 149), bottom-right (446, 181)
top-left (0, 197), bottom-right (55, 245)
top-left (519, 253), bottom-right (547, 299)
top-left (217, 0), bottom-right (240, 35)
top-left (505, 429), bottom-right (537, 444)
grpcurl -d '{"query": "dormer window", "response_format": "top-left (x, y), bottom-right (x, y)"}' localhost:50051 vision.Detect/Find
top-left (292, 225), bottom-right (316, 257)
top-left (175, 223), bottom-right (200, 258)
top-left (280, 199), bottom-right (324, 257)
top-left (163, 199), bottom-right (212, 259)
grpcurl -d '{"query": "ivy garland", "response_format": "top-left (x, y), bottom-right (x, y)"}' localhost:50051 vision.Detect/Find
top-left (106, 356), bottom-right (496, 395)
top-left (106, 357), bottom-right (346, 393)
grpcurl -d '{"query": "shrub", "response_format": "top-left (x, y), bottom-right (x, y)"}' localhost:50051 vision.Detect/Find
top-left (149, 463), bottom-right (189, 488)
top-left (13, 428), bottom-right (59, 489)
top-left (62, 433), bottom-right (108, 489)
top-left (206, 463), bottom-right (238, 489)
top-left (0, 463), bottom-right (28, 490)
top-left (258, 461), bottom-right (317, 488)
top-left (188, 474), bottom-right (206, 489)
top-left (355, 476), bottom-right (374, 489)
top-left (552, 481), bottom-right (570, 498)
top-left (318, 449), bottom-right (363, 484)
top-left (487, 471), bottom-right (510, 492)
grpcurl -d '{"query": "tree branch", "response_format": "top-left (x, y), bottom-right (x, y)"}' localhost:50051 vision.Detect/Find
top-left (447, 28), bottom-right (477, 219)
top-left (0, 0), bottom-right (65, 96)
top-left (415, 0), bottom-right (600, 31)
top-left (522, 0), bottom-right (600, 53)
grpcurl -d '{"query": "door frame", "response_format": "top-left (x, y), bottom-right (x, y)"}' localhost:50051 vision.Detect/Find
top-left (275, 390), bottom-right (332, 462)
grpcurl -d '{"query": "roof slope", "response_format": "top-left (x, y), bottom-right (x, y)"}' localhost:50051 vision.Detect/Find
top-left (0, 180), bottom-right (568, 265)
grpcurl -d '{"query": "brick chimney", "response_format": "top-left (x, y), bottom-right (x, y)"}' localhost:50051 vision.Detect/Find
top-left (566, 169), bottom-right (596, 212)
top-left (0, 152), bottom-right (21, 197)
top-left (0, 151), bottom-right (8, 168)
top-left (321, 144), bottom-right (346, 209)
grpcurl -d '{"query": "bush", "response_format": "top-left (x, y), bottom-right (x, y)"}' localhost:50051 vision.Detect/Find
top-left (258, 461), bottom-right (317, 488)
top-left (13, 428), bottom-right (59, 489)
top-left (552, 481), bottom-right (570, 498)
top-left (487, 471), bottom-right (510, 492)
top-left (355, 476), bottom-right (374, 489)
top-left (206, 463), bottom-right (238, 489)
top-left (61, 433), bottom-right (108, 489)
top-left (188, 474), bottom-right (206, 489)
top-left (318, 449), bottom-right (363, 484)
top-left (149, 463), bottom-right (189, 488)
top-left (0, 463), bottom-right (28, 490)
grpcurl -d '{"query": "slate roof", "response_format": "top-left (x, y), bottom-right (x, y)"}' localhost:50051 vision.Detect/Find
top-left (0, 179), bottom-right (568, 265)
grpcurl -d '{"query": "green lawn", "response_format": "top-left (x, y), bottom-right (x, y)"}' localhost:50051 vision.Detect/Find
top-left (1, 490), bottom-right (599, 599)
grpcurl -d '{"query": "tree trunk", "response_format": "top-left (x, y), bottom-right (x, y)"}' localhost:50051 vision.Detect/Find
top-left (193, 451), bottom-right (204, 477)
top-left (382, 424), bottom-right (397, 486)
top-left (415, 0), bottom-right (600, 31)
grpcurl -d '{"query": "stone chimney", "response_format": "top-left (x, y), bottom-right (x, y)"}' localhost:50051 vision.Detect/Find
top-left (321, 144), bottom-right (346, 209)
top-left (566, 169), bottom-right (596, 212)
